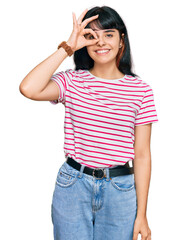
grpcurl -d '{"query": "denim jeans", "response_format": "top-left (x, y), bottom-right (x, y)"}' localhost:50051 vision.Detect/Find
top-left (51, 160), bottom-right (137, 240)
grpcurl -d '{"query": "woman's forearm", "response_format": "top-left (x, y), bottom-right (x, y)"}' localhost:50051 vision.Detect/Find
top-left (133, 155), bottom-right (151, 218)
top-left (19, 46), bottom-right (68, 98)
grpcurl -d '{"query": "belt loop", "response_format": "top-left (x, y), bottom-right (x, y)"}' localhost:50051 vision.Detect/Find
top-left (78, 164), bottom-right (85, 178)
top-left (105, 168), bottom-right (110, 180)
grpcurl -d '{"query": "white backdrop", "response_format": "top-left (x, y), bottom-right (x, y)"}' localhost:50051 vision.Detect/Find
top-left (1, 0), bottom-right (176, 239)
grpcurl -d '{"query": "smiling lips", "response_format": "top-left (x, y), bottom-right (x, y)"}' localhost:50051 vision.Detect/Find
top-left (95, 49), bottom-right (111, 55)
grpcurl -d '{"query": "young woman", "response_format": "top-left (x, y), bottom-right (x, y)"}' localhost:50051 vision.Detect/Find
top-left (19, 6), bottom-right (158, 240)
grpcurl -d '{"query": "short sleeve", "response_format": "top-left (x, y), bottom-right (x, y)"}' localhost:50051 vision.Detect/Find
top-left (135, 85), bottom-right (159, 126)
top-left (49, 71), bottom-right (67, 105)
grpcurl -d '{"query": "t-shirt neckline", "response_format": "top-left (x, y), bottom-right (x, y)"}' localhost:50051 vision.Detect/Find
top-left (87, 70), bottom-right (127, 81)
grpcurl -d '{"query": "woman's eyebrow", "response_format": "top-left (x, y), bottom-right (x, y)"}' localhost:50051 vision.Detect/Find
top-left (104, 30), bottom-right (116, 33)
top-left (92, 29), bottom-right (116, 33)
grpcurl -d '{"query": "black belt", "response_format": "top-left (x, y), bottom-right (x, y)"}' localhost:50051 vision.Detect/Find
top-left (66, 157), bottom-right (134, 179)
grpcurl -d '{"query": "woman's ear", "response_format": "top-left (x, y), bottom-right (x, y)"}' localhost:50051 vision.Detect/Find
top-left (119, 36), bottom-right (124, 48)
top-left (119, 32), bottom-right (125, 47)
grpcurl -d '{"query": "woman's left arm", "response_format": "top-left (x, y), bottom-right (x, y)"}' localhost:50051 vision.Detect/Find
top-left (133, 123), bottom-right (152, 240)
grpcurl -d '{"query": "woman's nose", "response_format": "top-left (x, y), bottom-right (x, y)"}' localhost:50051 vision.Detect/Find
top-left (96, 36), bottom-right (105, 46)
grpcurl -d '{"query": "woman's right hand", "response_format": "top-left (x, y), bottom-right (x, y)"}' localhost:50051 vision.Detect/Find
top-left (66, 9), bottom-right (99, 52)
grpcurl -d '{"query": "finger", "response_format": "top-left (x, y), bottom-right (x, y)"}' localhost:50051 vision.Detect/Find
top-left (77, 8), bottom-right (88, 24)
top-left (141, 234), bottom-right (148, 240)
top-left (83, 28), bottom-right (98, 40)
top-left (72, 12), bottom-right (77, 27)
top-left (82, 15), bottom-right (99, 29)
top-left (84, 34), bottom-right (99, 46)
top-left (133, 231), bottom-right (138, 240)
top-left (85, 38), bottom-right (99, 46)
top-left (147, 230), bottom-right (151, 240)
top-left (141, 229), bottom-right (150, 240)
top-left (148, 228), bottom-right (151, 236)
top-left (72, 12), bottom-right (75, 27)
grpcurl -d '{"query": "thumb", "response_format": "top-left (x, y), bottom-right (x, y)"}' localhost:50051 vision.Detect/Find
top-left (86, 38), bottom-right (99, 46)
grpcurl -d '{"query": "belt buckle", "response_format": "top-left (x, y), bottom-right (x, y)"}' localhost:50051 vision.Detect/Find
top-left (92, 168), bottom-right (106, 179)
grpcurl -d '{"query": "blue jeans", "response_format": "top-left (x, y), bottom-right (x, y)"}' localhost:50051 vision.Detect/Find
top-left (51, 160), bottom-right (137, 240)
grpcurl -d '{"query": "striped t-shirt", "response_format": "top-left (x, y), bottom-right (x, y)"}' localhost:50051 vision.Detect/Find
top-left (50, 69), bottom-right (158, 168)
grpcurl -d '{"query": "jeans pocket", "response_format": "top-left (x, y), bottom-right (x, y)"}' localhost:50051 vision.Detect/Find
top-left (55, 162), bottom-right (78, 188)
top-left (110, 174), bottom-right (135, 192)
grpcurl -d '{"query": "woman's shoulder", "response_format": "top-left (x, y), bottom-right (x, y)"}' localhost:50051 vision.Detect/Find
top-left (65, 68), bottom-right (88, 74)
top-left (126, 74), bottom-right (152, 89)
top-left (62, 68), bottom-right (89, 79)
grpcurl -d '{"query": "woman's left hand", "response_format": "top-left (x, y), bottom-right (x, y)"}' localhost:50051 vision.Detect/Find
top-left (133, 216), bottom-right (151, 240)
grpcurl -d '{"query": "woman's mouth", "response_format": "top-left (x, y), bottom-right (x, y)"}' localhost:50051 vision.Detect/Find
top-left (95, 49), bottom-right (111, 55)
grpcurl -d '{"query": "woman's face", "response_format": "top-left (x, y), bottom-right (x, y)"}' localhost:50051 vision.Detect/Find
top-left (85, 25), bottom-right (122, 65)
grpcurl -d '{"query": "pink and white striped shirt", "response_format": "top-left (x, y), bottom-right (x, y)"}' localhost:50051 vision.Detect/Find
top-left (50, 69), bottom-right (158, 168)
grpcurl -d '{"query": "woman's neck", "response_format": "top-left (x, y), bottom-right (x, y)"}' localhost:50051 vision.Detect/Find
top-left (89, 65), bottom-right (124, 80)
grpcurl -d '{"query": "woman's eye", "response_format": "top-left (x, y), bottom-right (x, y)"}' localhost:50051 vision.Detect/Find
top-left (85, 34), bottom-right (113, 39)
top-left (106, 34), bottom-right (113, 37)
top-left (85, 34), bottom-right (94, 40)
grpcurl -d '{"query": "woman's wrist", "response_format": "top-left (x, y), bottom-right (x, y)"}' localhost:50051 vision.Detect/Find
top-left (57, 41), bottom-right (74, 56)
top-left (66, 40), bottom-right (76, 52)
top-left (136, 211), bottom-right (147, 219)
